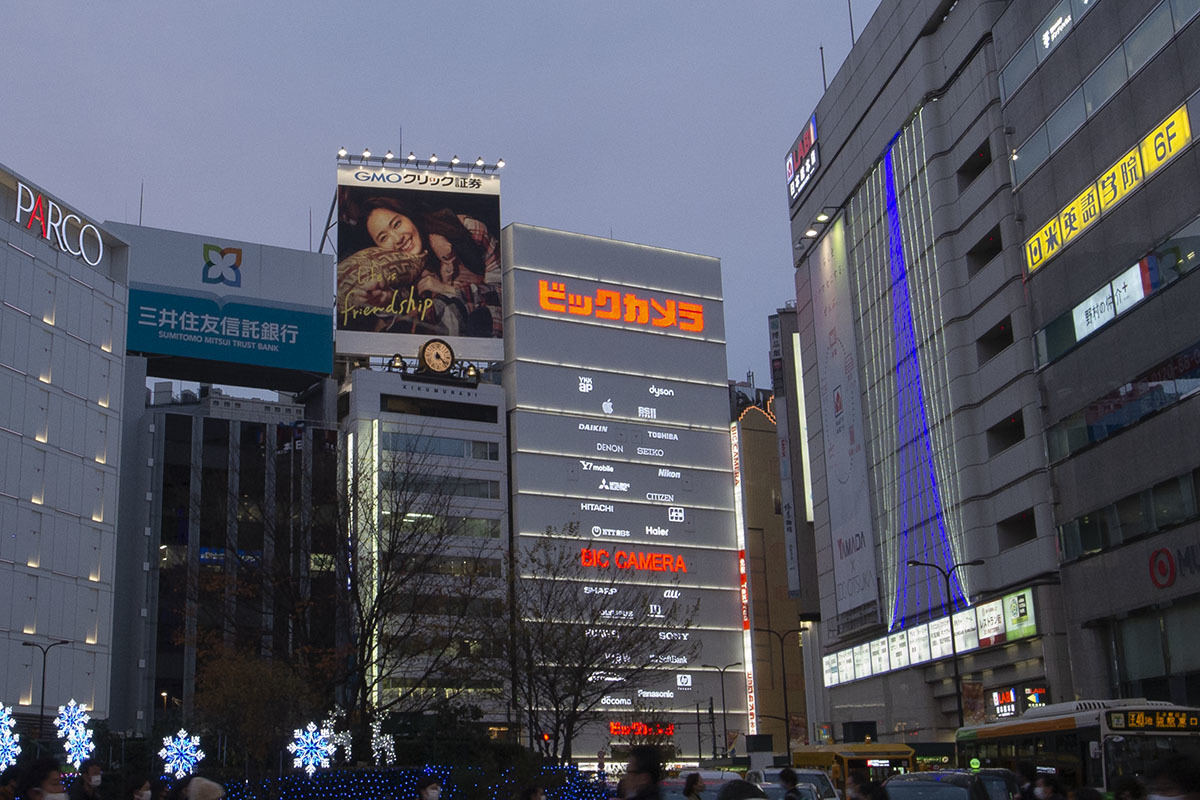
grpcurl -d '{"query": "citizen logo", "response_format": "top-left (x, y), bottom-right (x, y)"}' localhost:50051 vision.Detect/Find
top-left (646, 492), bottom-right (675, 502)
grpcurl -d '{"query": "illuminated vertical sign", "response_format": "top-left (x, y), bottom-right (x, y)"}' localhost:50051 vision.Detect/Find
top-left (730, 423), bottom-right (757, 735)
top-left (786, 115), bottom-right (820, 202)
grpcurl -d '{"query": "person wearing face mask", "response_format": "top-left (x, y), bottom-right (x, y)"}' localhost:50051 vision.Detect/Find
top-left (1147, 755), bottom-right (1200, 800)
top-left (1016, 763), bottom-right (1038, 800)
top-left (16, 757), bottom-right (67, 800)
top-left (417, 775), bottom-right (443, 800)
top-left (127, 777), bottom-right (152, 800)
top-left (1034, 775), bottom-right (1066, 800)
top-left (67, 760), bottom-right (101, 800)
top-left (623, 746), bottom-right (664, 800)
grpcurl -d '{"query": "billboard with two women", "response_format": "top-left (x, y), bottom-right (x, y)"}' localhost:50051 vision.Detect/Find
top-left (335, 167), bottom-right (502, 362)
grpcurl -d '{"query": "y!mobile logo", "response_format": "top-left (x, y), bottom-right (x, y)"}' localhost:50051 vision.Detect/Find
top-left (202, 244), bottom-right (243, 287)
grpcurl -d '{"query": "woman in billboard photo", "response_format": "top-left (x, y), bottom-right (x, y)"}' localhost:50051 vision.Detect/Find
top-left (336, 194), bottom-right (501, 338)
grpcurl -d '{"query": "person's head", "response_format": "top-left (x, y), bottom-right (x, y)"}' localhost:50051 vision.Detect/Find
top-left (779, 769), bottom-right (798, 790)
top-left (684, 773), bottom-right (705, 796)
top-left (17, 758), bottom-right (65, 800)
top-left (423, 208), bottom-right (486, 277)
top-left (417, 775), bottom-right (443, 800)
top-left (78, 761), bottom-right (102, 790)
top-left (1035, 775), bottom-right (1065, 800)
top-left (625, 745), bottom-right (662, 793)
top-left (519, 785), bottom-right (545, 800)
top-left (1016, 764), bottom-right (1037, 788)
top-left (129, 778), bottom-right (151, 800)
top-left (1, 767), bottom-right (20, 792)
top-left (363, 197), bottom-right (426, 255)
top-left (1148, 755), bottom-right (1200, 800)
top-left (1114, 776), bottom-right (1147, 800)
top-left (846, 771), bottom-right (870, 799)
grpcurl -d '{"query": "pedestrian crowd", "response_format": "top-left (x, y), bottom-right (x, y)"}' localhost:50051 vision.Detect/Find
top-left (0, 759), bottom-right (223, 800)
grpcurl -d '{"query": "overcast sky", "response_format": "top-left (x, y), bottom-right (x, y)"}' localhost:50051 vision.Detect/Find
top-left (2, 1), bottom-right (881, 386)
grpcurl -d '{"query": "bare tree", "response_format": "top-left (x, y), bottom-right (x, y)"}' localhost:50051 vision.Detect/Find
top-left (506, 530), bottom-right (698, 763)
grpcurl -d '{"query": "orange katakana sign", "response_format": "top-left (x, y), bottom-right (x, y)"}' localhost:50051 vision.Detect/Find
top-left (537, 280), bottom-right (705, 333)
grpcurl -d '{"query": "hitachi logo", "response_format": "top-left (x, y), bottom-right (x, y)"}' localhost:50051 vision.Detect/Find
top-left (581, 502), bottom-right (614, 512)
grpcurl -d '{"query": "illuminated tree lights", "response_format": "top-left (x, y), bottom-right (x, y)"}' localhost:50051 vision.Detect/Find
top-left (370, 719), bottom-right (395, 767)
top-left (321, 707), bottom-right (353, 764)
top-left (55, 699), bottom-right (94, 769)
top-left (159, 729), bottom-right (205, 779)
top-left (0, 703), bottom-right (20, 769)
top-left (287, 722), bottom-right (336, 777)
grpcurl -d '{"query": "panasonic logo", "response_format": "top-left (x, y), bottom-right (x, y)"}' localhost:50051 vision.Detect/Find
top-left (657, 468), bottom-right (680, 478)
top-left (647, 430), bottom-right (679, 440)
top-left (637, 689), bottom-right (675, 698)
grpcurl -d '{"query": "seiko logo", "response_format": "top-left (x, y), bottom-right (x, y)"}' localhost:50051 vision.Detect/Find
top-left (579, 422), bottom-right (608, 432)
top-left (579, 460), bottom-right (614, 472)
top-left (648, 385), bottom-right (675, 398)
top-left (646, 492), bottom-right (675, 502)
top-left (646, 430), bottom-right (679, 440)
top-left (597, 443), bottom-right (624, 453)
top-left (637, 689), bottom-right (675, 698)
top-left (592, 525), bottom-right (631, 538)
top-left (645, 526), bottom-right (669, 537)
top-left (657, 468), bottom-right (680, 479)
top-left (637, 447), bottom-right (665, 457)
top-left (580, 502), bottom-right (614, 512)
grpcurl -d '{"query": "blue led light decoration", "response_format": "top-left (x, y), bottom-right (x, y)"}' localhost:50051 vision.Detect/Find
top-left (63, 725), bottom-right (95, 770)
top-left (53, 699), bottom-right (88, 738)
top-left (54, 699), bottom-right (94, 769)
top-left (883, 146), bottom-right (967, 628)
top-left (159, 729), bottom-right (205, 779)
top-left (288, 722), bottom-right (336, 777)
top-left (0, 702), bottom-right (21, 769)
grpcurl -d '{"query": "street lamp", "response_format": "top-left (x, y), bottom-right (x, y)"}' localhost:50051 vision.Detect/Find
top-left (906, 558), bottom-right (985, 729)
top-left (21, 639), bottom-right (70, 743)
top-left (701, 660), bottom-right (742, 758)
top-left (753, 627), bottom-right (805, 762)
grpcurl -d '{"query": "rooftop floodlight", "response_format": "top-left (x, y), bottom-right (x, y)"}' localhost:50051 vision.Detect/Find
top-left (475, 156), bottom-right (485, 167)
top-left (384, 150), bottom-right (394, 160)
top-left (815, 212), bottom-right (830, 223)
top-left (451, 155), bottom-right (460, 165)
top-left (496, 158), bottom-right (506, 168)
top-left (362, 148), bottom-right (371, 159)
top-left (804, 228), bottom-right (819, 238)
top-left (429, 153), bottom-right (438, 163)
top-left (407, 151), bottom-right (416, 161)
top-left (337, 146), bottom-right (347, 158)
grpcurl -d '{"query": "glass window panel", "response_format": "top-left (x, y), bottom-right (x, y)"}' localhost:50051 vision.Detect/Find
top-left (1152, 475), bottom-right (1195, 528)
top-left (1120, 614), bottom-right (1165, 681)
top-left (1084, 49), bottom-right (1128, 115)
top-left (1013, 127), bottom-right (1050, 184)
top-left (1036, 0), bottom-right (1076, 62)
top-left (1072, 0), bottom-right (1100, 19)
top-left (1165, 599), bottom-right (1200, 673)
top-left (1116, 491), bottom-right (1151, 540)
top-left (1001, 39), bottom-right (1039, 102)
top-left (1125, 3), bottom-right (1174, 75)
top-left (1172, 0), bottom-right (1200, 29)
top-left (1047, 89), bottom-right (1087, 150)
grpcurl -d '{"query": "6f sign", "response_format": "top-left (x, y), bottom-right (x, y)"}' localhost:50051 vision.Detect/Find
top-left (15, 183), bottom-right (104, 266)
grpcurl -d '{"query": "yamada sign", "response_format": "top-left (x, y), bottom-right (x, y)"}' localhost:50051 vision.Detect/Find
top-left (15, 182), bottom-right (104, 266)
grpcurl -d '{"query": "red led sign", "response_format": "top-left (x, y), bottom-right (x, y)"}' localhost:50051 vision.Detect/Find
top-left (609, 721), bottom-right (675, 737)
top-left (580, 547), bottom-right (687, 573)
top-left (538, 280), bottom-right (704, 333)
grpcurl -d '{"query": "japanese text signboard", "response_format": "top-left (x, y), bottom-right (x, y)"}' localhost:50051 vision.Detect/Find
top-left (1025, 104), bottom-right (1192, 273)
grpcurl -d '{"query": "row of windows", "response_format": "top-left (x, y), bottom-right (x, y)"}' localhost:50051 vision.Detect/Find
top-left (1036, 215), bottom-right (1200, 364)
top-left (1058, 467), bottom-right (1200, 561)
top-left (1012, 0), bottom-right (1200, 185)
top-left (1000, 0), bottom-right (1101, 104)
top-left (1046, 336), bottom-right (1200, 462)
top-left (380, 431), bottom-right (500, 461)
top-left (382, 476), bottom-right (502, 500)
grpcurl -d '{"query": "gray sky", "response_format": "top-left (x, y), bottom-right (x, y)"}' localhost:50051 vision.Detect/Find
top-left (2, 1), bottom-right (880, 385)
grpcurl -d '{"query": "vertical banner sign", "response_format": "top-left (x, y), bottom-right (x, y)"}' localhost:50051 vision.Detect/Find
top-left (730, 423), bottom-right (758, 735)
top-left (809, 217), bottom-right (879, 615)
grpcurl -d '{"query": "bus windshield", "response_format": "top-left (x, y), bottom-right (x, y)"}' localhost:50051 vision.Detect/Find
top-left (1104, 734), bottom-right (1200, 785)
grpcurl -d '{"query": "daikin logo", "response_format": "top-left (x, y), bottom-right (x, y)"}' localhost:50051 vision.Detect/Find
top-left (202, 244), bottom-right (243, 287)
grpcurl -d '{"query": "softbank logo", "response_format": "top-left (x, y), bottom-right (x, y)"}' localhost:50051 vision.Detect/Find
top-left (202, 244), bottom-right (243, 287)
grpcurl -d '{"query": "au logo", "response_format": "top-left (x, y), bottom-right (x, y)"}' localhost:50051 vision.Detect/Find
top-left (202, 244), bottom-right (242, 287)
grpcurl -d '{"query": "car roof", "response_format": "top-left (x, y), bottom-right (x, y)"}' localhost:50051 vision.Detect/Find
top-left (887, 772), bottom-right (978, 787)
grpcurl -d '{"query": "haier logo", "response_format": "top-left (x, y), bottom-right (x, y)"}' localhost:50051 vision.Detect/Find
top-left (202, 244), bottom-right (243, 287)
top-left (645, 526), bottom-right (669, 537)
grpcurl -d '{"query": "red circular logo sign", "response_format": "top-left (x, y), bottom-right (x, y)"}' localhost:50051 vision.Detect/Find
top-left (1150, 548), bottom-right (1176, 589)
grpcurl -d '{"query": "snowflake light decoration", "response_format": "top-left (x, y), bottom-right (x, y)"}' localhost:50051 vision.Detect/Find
top-left (287, 722), bottom-right (335, 777)
top-left (0, 702), bottom-right (21, 769)
top-left (54, 699), bottom-right (89, 739)
top-left (370, 719), bottom-right (395, 767)
top-left (158, 729), bottom-right (205, 779)
top-left (321, 707), bottom-right (353, 764)
top-left (63, 724), bottom-right (94, 770)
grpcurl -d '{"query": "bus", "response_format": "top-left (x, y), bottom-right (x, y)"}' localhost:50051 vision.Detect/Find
top-left (792, 742), bottom-right (916, 791)
top-left (956, 698), bottom-right (1200, 791)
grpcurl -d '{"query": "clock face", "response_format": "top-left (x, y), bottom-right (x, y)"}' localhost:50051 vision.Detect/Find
top-left (420, 339), bottom-right (454, 373)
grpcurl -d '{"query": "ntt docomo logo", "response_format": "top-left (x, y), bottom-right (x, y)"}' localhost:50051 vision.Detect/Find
top-left (15, 183), bottom-right (104, 266)
top-left (580, 547), bottom-right (687, 573)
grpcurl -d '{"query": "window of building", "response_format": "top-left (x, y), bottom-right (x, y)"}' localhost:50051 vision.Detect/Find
top-left (987, 412), bottom-right (1026, 456)
top-left (1173, 0), bottom-right (1200, 25)
top-left (957, 140), bottom-right (993, 191)
top-left (1084, 49), bottom-right (1127, 115)
top-left (967, 225), bottom-right (1004, 276)
top-left (1046, 89), bottom-right (1087, 150)
top-left (1001, 40), bottom-right (1039, 104)
top-left (1125, 3), bottom-right (1174, 75)
top-left (1014, 128), bottom-right (1049, 185)
top-left (977, 316), bottom-right (1015, 365)
top-left (998, 508), bottom-right (1038, 550)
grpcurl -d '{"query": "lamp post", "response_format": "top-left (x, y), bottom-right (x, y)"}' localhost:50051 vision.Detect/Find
top-left (753, 627), bottom-right (805, 763)
top-left (702, 660), bottom-right (742, 758)
top-left (906, 559), bottom-right (985, 729)
top-left (21, 639), bottom-right (70, 743)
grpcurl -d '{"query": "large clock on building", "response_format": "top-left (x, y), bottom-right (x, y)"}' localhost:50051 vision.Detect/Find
top-left (417, 338), bottom-right (455, 374)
